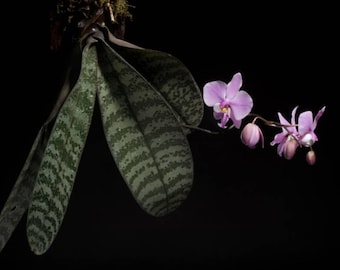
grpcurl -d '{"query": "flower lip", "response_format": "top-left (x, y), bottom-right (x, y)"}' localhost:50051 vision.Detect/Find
top-left (300, 133), bottom-right (315, 147)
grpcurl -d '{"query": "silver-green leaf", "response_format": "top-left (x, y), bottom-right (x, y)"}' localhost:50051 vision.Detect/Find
top-left (0, 126), bottom-right (48, 253)
top-left (96, 40), bottom-right (194, 217)
top-left (26, 44), bottom-right (97, 255)
top-left (106, 36), bottom-right (204, 134)
top-left (0, 45), bottom-right (83, 253)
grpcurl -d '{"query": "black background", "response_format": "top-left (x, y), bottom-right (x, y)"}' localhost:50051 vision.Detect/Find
top-left (0, 0), bottom-right (338, 269)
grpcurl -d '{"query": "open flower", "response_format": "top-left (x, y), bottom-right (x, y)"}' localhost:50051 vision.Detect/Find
top-left (270, 106), bottom-right (299, 159)
top-left (203, 72), bottom-right (253, 129)
top-left (297, 106), bottom-right (326, 147)
top-left (270, 106), bottom-right (326, 161)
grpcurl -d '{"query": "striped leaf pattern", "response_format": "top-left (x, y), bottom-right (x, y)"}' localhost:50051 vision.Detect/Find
top-left (0, 126), bottom-right (48, 252)
top-left (0, 46), bottom-right (83, 253)
top-left (96, 40), bottom-right (194, 217)
top-left (26, 44), bottom-right (97, 255)
top-left (112, 45), bottom-right (204, 134)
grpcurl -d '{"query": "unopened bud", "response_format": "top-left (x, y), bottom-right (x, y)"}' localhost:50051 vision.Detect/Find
top-left (240, 123), bottom-right (264, 149)
top-left (306, 150), bottom-right (316, 165)
top-left (283, 138), bottom-right (298, 160)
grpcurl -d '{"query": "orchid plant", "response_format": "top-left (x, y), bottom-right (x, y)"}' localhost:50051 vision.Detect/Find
top-left (202, 72), bottom-right (326, 166)
top-left (0, 0), bottom-right (326, 257)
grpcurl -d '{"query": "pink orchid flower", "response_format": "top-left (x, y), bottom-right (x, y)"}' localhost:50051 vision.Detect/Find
top-left (270, 106), bottom-right (326, 159)
top-left (270, 106), bottom-right (299, 158)
top-left (297, 106), bottom-right (326, 147)
top-left (203, 72), bottom-right (253, 129)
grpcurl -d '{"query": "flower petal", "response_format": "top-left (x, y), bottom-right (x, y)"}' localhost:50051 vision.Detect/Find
top-left (231, 117), bottom-right (242, 129)
top-left (226, 72), bottom-right (242, 98)
top-left (290, 106), bottom-right (298, 126)
top-left (313, 106), bottom-right (326, 129)
top-left (270, 132), bottom-right (286, 146)
top-left (278, 112), bottom-right (289, 125)
top-left (276, 140), bottom-right (286, 157)
top-left (203, 81), bottom-right (227, 106)
top-left (298, 111), bottom-right (313, 134)
top-left (228, 91), bottom-right (253, 120)
top-left (278, 112), bottom-right (295, 133)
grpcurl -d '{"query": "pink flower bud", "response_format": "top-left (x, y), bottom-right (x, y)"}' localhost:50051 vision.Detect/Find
top-left (306, 150), bottom-right (316, 165)
top-left (283, 138), bottom-right (299, 160)
top-left (240, 123), bottom-right (264, 148)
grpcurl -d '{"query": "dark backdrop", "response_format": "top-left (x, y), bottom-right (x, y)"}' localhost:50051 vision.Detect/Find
top-left (1, 1), bottom-right (338, 269)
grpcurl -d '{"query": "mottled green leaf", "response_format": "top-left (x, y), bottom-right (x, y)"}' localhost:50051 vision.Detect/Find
top-left (0, 46), bottom-right (83, 253)
top-left (0, 126), bottom-right (48, 253)
top-left (108, 41), bottom-right (204, 134)
top-left (96, 40), bottom-right (194, 217)
top-left (26, 44), bottom-right (97, 255)
top-left (99, 24), bottom-right (204, 133)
